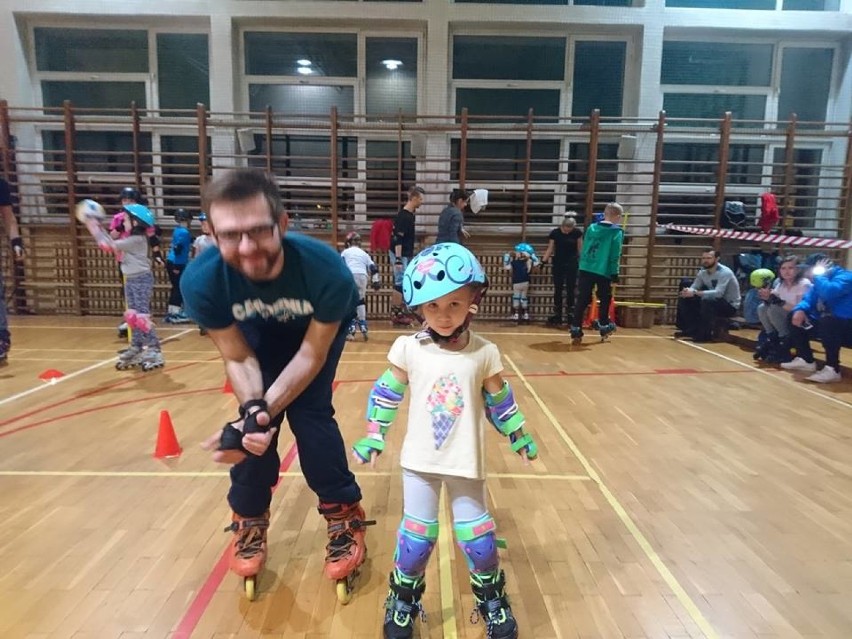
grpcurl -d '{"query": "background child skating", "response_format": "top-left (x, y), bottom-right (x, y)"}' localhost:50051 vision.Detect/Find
top-left (340, 231), bottom-right (380, 341)
top-left (190, 212), bottom-right (216, 335)
top-left (191, 212), bottom-right (216, 257)
top-left (570, 202), bottom-right (624, 343)
top-left (503, 242), bottom-right (540, 323)
top-left (164, 208), bottom-right (193, 324)
top-left (352, 242), bottom-right (538, 639)
top-left (80, 200), bottom-right (165, 371)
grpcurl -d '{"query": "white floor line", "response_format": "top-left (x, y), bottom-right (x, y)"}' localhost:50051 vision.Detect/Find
top-left (0, 329), bottom-right (195, 408)
top-left (677, 339), bottom-right (851, 410)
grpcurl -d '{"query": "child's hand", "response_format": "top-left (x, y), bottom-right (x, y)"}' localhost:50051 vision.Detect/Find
top-left (352, 449), bottom-right (379, 469)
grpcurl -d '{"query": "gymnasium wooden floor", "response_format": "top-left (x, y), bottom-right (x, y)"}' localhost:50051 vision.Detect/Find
top-left (1, 316), bottom-right (851, 639)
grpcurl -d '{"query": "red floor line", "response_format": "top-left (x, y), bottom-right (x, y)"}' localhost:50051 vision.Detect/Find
top-left (0, 359), bottom-right (210, 427)
top-left (174, 386), bottom-right (329, 637)
top-left (173, 441), bottom-right (299, 639)
top-left (0, 385), bottom-right (225, 439)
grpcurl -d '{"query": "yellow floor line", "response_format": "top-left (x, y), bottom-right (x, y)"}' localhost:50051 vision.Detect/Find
top-left (505, 354), bottom-right (720, 639)
top-left (438, 486), bottom-right (458, 639)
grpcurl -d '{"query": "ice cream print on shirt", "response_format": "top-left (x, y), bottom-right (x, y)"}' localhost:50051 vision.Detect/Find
top-left (426, 374), bottom-right (465, 449)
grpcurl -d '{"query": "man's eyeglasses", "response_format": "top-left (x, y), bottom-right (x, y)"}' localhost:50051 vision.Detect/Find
top-left (215, 223), bottom-right (277, 246)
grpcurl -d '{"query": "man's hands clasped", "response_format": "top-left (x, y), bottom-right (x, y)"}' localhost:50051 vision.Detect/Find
top-left (201, 399), bottom-right (278, 464)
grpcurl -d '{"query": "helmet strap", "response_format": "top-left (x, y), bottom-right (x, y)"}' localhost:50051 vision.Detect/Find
top-left (423, 286), bottom-right (487, 345)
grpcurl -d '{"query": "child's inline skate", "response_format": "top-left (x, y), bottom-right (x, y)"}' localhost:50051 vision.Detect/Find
top-left (569, 326), bottom-right (584, 345)
top-left (115, 346), bottom-right (143, 370)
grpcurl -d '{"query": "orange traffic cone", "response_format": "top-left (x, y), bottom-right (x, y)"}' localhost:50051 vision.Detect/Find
top-left (154, 410), bottom-right (182, 459)
top-left (583, 296), bottom-right (599, 328)
top-left (222, 378), bottom-right (233, 394)
top-left (38, 369), bottom-right (65, 381)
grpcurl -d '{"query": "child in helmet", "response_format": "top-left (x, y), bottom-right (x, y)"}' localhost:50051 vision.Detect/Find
top-left (353, 243), bottom-right (538, 639)
top-left (164, 208), bottom-right (193, 324)
top-left (503, 242), bottom-right (540, 323)
top-left (191, 212), bottom-right (216, 257)
top-left (340, 231), bottom-right (379, 341)
top-left (81, 202), bottom-right (165, 371)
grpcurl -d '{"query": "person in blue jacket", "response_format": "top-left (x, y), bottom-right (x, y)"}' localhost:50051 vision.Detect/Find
top-left (164, 208), bottom-right (193, 323)
top-left (781, 254), bottom-right (852, 384)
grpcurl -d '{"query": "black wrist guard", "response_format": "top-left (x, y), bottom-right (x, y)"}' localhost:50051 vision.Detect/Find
top-left (240, 399), bottom-right (269, 434)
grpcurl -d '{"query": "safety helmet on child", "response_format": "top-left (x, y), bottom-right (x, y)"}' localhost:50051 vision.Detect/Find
top-left (345, 231), bottom-right (361, 247)
top-left (174, 208), bottom-right (192, 222)
top-left (514, 242), bottom-right (536, 257)
top-left (197, 212), bottom-right (207, 222)
top-left (402, 243), bottom-right (487, 308)
top-left (123, 203), bottom-right (156, 228)
top-left (120, 187), bottom-right (141, 202)
top-left (749, 268), bottom-right (775, 289)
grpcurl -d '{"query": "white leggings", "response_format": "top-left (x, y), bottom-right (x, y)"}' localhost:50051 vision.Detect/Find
top-left (402, 468), bottom-right (488, 524)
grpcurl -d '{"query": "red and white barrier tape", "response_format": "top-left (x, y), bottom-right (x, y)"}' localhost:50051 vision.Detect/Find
top-left (663, 224), bottom-right (852, 250)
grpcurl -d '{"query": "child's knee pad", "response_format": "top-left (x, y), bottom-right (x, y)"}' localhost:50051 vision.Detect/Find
top-left (455, 514), bottom-right (499, 573)
top-left (134, 313), bottom-right (154, 333)
top-left (394, 514), bottom-right (438, 576)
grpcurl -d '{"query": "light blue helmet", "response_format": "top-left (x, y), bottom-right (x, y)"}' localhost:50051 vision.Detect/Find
top-left (514, 242), bottom-right (535, 256)
top-left (402, 243), bottom-right (487, 308)
top-left (123, 203), bottom-right (155, 227)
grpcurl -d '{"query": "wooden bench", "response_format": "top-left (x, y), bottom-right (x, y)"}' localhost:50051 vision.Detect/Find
top-left (614, 301), bottom-right (667, 329)
top-left (725, 326), bottom-right (852, 376)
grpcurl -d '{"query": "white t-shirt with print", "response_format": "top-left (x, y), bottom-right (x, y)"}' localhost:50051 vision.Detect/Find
top-left (388, 331), bottom-right (503, 480)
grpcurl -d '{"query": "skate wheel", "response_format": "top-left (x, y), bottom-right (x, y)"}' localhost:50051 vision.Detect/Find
top-left (244, 576), bottom-right (256, 601)
top-left (336, 578), bottom-right (353, 604)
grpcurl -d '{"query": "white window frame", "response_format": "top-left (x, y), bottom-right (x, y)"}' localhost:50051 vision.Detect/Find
top-left (660, 37), bottom-right (841, 127)
top-left (28, 21), bottom-right (210, 219)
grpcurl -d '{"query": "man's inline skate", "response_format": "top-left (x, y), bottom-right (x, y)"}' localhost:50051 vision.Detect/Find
top-left (318, 501), bottom-right (375, 603)
top-left (225, 510), bottom-right (269, 600)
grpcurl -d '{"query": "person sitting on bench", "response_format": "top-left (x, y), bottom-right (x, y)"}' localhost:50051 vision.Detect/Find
top-left (675, 248), bottom-right (741, 343)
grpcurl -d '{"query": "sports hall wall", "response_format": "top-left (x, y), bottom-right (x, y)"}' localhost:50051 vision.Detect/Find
top-left (0, 0), bottom-right (850, 322)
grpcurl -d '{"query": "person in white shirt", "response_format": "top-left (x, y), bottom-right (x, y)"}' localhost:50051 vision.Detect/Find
top-left (754, 255), bottom-right (811, 363)
top-left (191, 212), bottom-right (217, 257)
top-left (340, 232), bottom-right (379, 341)
top-left (352, 243), bottom-right (538, 639)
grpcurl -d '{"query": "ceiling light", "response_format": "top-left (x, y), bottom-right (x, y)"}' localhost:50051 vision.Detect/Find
top-left (297, 67), bottom-right (313, 75)
top-left (297, 59), bottom-right (312, 66)
top-left (382, 59), bottom-right (403, 70)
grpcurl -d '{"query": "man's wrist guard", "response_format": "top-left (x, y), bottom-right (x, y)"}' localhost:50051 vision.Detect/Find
top-left (240, 399), bottom-right (269, 434)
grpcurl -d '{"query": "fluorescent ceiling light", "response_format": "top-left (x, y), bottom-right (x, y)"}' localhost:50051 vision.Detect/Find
top-left (297, 59), bottom-right (312, 66)
top-left (382, 59), bottom-right (403, 70)
top-left (297, 67), bottom-right (313, 75)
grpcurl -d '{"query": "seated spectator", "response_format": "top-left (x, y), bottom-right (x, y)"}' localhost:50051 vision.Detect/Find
top-left (753, 255), bottom-right (811, 363)
top-left (675, 248), bottom-right (742, 343)
top-left (781, 255), bottom-right (852, 384)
